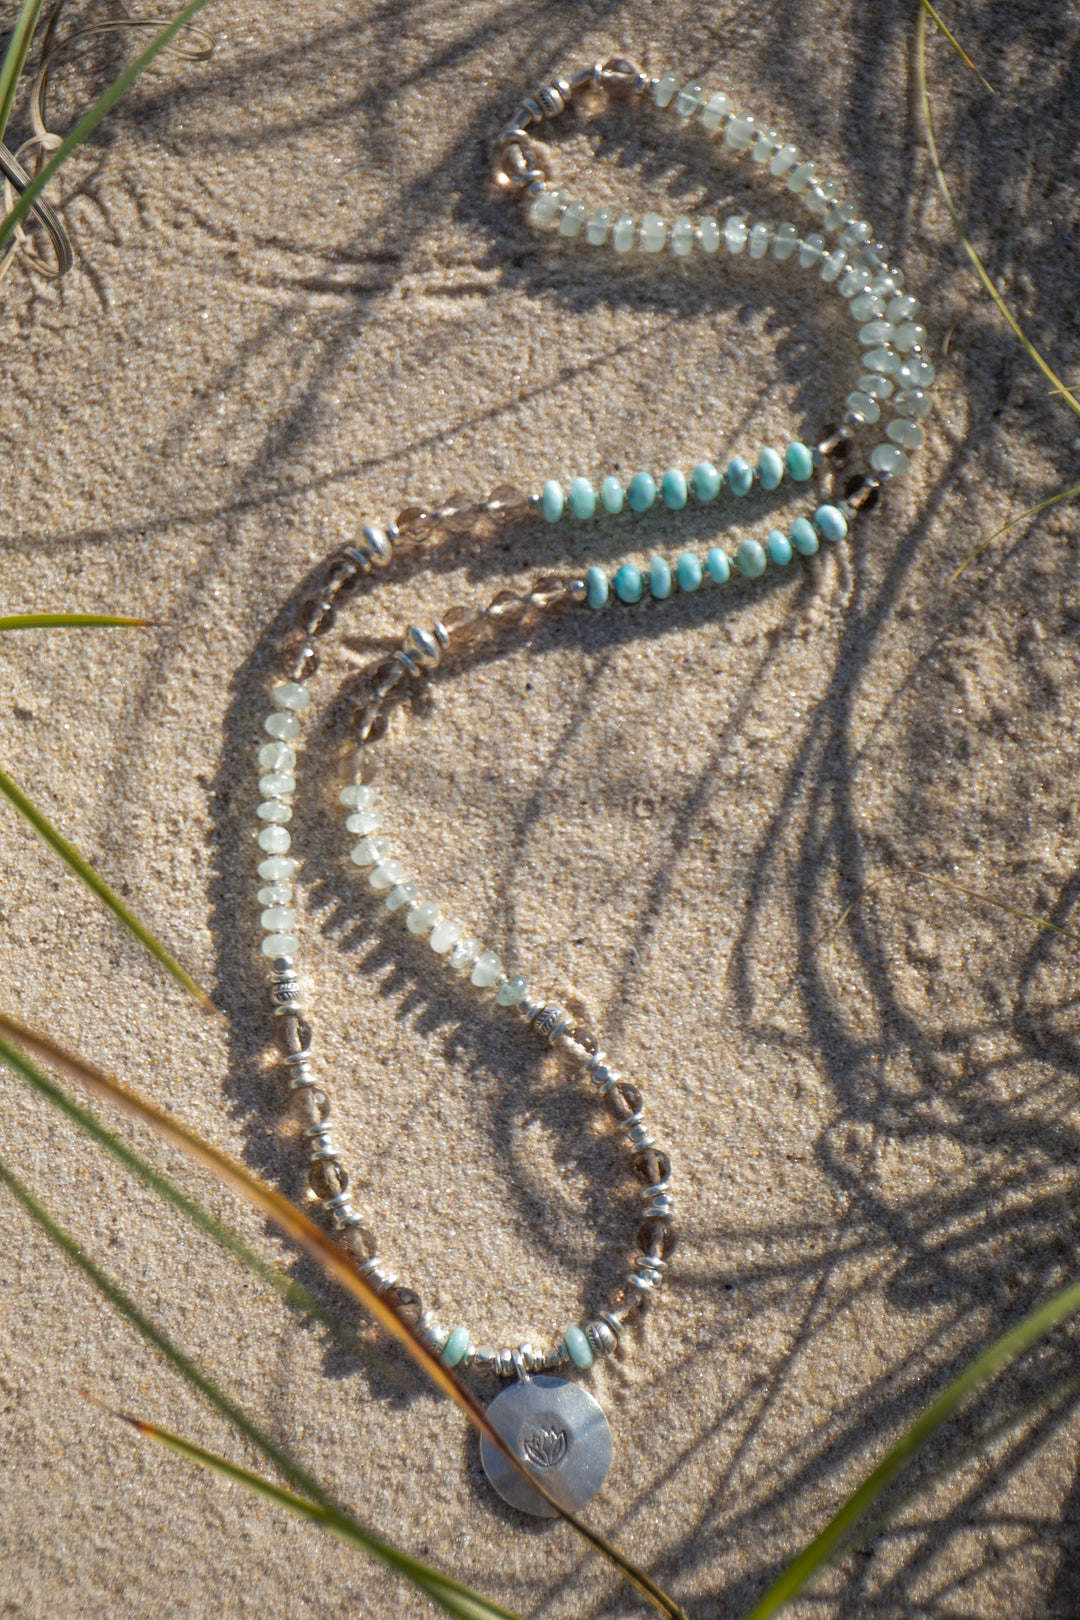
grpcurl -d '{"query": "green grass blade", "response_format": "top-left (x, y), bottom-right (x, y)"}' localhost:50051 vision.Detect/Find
top-left (947, 483), bottom-right (1080, 583)
top-left (0, 0), bottom-right (48, 148)
top-left (0, 612), bottom-right (148, 630)
top-left (0, 0), bottom-right (215, 253)
top-left (0, 1153), bottom-right (525, 1620)
top-left (0, 766), bottom-right (212, 1009)
top-left (744, 1271), bottom-right (1080, 1618)
top-left (914, 0), bottom-right (995, 94)
top-left (917, 870), bottom-right (1080, 946)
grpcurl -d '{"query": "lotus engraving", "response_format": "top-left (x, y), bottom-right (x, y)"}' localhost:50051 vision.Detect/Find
top-left (521, 1424), bottom-right (568, 1469)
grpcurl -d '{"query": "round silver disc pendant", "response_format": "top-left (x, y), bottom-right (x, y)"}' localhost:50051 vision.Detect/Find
top-left (479, 1374), bottom-right (612, 1517)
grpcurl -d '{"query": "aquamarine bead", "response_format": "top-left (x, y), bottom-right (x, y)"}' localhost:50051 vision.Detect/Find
top-left (790, 516), bottom-right (819, 556)
top-left (564, 1325), bottom-right (594, 1369)
top-left (649, 556), bottom-right (672, 599)
top-left (406, 900), bottom-right (440, 935)
top-left (813, 504), bottom-right (848, 543)
top-left (727, 457), bottom-right (753, 497)
top-left (585, 565), bottom-right (609, 611)
top-left (470, 950), bottom-right (503, 987)
top-left (441, 1327), bottom-right (469, 1367)
top-left (661, 468), bottom-right (687, 509)
top-left (757, 447), bottom-right (783, 490)
top-left (540, 480), bottom-right (564, 522)
top-left (600, 475), bottom-right (624, 514)
top-left (568, 477), bottom-right (596, 519)
top-left (676, 552), bottom-right (702, 591)
top-left (691, 461), bottom-right (721, 501)
top-left (614, 564), bottom-right (643, 603)
top-left (767, 528), bottom-right (792, 565)
top-left (784, 442), bottom-right (814, 482)
top-left (737, 538), bottom-right (767, 577)
top-left (706, 547), bottom-right (730, 584)
top-left (496, 975), bottom-right (527, 1006)
top-left (627, 471), bottom-right (657, 513)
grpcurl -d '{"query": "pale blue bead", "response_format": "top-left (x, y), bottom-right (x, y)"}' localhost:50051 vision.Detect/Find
top-left (257, 884), bottom-right (292, 906)
top-left (887, 419), bottom-right (925, 450)
top-left (700, 91), bottom-right (732, 131)
top-left (346, 810), bottom-right (382, 835)
top-left (813, 504), bottom-right (848, 543)
top-left (723, 214), bottom-right (748, 253)
top-left (441, 1326), bottom-right (469, 1367)
top-left (385, 881), bottom-right (419, 912)
top-left (870, 443), bottom-right (909, 475)
top-left (858, 319), bottom-right (895, 345)
top-left (529, 188), bottom-right (564, 226)
top-left (862, 346), bottom-right (902, 375)
top-left (785, 442), bottom-right (814, 482)
top-left (697, 216), bottom-right (720, 253)
top-left (429, 919), bottom-right (461, 953)
top-left (673, 80), bottom-right (703, 117)
top-left (748, 222), bottom-right (771, 258)
top-left (369, 859), bottom-right (404, 892)
top-left (257, 800), bottom-right (291, 823)
top-left (676, 552), bottom-right (702, 591)
top-left (260, 742), bottom-right (296, 772)
top-left (690, 461), bottom-right (720, 501)
top-left (772, 222), bottom-right (799, 260)
top-left (612, 214), bottom-right (636, 252)
top-left (798, 234), bottom-right (825, 267)
top-left (757, 447), bottom-right (783, 490)
top-left (737, 538), bottom-right (767, 578)
top-left (886, 294), bottom-right (919, 323)
top-left (649, 556), bottom-right (672, 599)
top-left (786, 160), bottom-right (816, 191)
top-left (725, 114), bottom-right (757, 151)
top-left (859, 374), bottom-right (894, 400)
top-left (470, 950), bottom-right (502, 987)
top-left (600, 475), bottom-right (624, 513)
top-left (767, 529), bottom-right (792, 565)
top-left (727, 457), bottom-right (753, 497)
top-left (614, 564), bottom-right (643, 603)
top-left (559, 199), bottom-right (586, 237)
top-left (339, 784), bottom-right (375, 808)
top-left (564, 1325), bottom-right (594, 1368)
top-left (271, 681), bottom-right (311, 712)
top-left (897, 357), bottom-right (935, 389)
top-left (449, 937), bottom-right (480, 971)
top-left (257, 825), bottom-right (290, 853)
top-left (264, 712), bottom-right (300, 741)
top-left (769, 144), bottom-right (799, 175)
top-left (820, 248), bottom-right (847, 281)
top-left (845, 391), bottom-right (881, 424)
top-left (259, 855), bottom-right (297, 882)
top-left (350, 835), bottom-right (391, 866)
top-left (540, 480), bottom-right (564, 523)
top-left (585, 566), bottom-right (609, 611)
top-left (640, 212), bottom-right (666, 252)
top-left (585, 208), bottom-right (611, 245)
top-left (661, 468), bottom-right (687, 509)
top-left (893, 322), bottom-right (927, 352)
top-left (670, 216), bottom-right (694, 255)
top-left (496, 975), bottom-right (528, 1006)
top-left (850, 292), bottom-right (886, 322)
top-left (261, 906), bottom-right (295, 932)
top-left (627, 471), bottom-right (656, 512)
top-left (261, 932), bottom-right (299, 958)
top-left (706, 547), bottom-right (730, 584)
top-left (790, 517), bottom-right (819, 556)
top-left (569, 477), bottom-right (596, 519)
top-left (406, 900), bottom-right (440, 935)
top-left (653, 70), bottom-right (678, 108)
top-left (894, 389), bottom-right (932, 419)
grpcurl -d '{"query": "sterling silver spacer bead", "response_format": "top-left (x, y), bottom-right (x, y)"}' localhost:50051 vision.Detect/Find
top-left (402, 625), bottom-right (441, 670)
top-left (586, 1320), bottom-right (617, 1355)
top-left (393, 649), bottom-right (421, 677)
top-left (355, 523), bottom-right (394, 567)
top-left (532, 1002), bottom-right (571, 1043)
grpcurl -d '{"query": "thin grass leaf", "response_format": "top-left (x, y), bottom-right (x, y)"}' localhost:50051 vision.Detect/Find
top-left (0, 612), bottom-right (148, 629)
top-left (0, 767), bottom-right (212, 1009)
top-left (914, 0), bottom-right (995, 94)
top-left (918, 870), bottom-right (1080, 947)
top-left (0, 0), bottom-right (48, 147)
top-left (744, 1270), bottom-right (1080, 1618)
top-left (0, 1014), bottom-right (686, 1620)
top-left (947, 483), bottom-right (1080, 583)
top-left (0, 1154), bottom-right (525, 1620)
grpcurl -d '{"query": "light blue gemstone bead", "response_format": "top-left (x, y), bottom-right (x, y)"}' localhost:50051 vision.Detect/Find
top-left (406, 900), bottom-right (440, 935)
top-left (496, 975), bottom-right (528, 1006)
top-left (585, 565), bottom-right (609, 611)
top-left (470, 950), bottom-right (502, 987)
top-left (568, 477), bottom-right (597, 519)
top-left (441, 1327), bottom-right (469, 1367)
top-left (727, 456), bottom-right (753, 497)
top-left (614, 564), bottom-right (643, 603)
top-left (784, 442), bottom-right (814, 482)
top-left (767, 528), bottom-right (793, 565)
top-left (813, 504), bottom-right (848, 543)
top-left (706, 547), bottom-right (730, 584)
top-left (661, 467), bottom-right (687, 509)
top-left (564, 1325), bottom-right (594, 1369)
top-left (691, 461), bottom-right (721, 501)
top-left (737, 538), bottom-right (767, 578)
top-left (790, 516), bottom-right (819, 556)
top-left (676, 552), bottom-right (702, 591)
top-left (627, 471), bottom-right (657, 513)
top-left (757, 447), bottom-right (783, 490)
top-left (540, 480), bottom-right (564, 522)
top-left (649, 556), bottom-right (672, 599)
top-left (600, 475), bottom-right (624, 514)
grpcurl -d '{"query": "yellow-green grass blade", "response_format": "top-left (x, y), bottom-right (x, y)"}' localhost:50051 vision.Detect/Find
top-left (0, 0), bottom-right (48, 148)
top-left (917, 870), bottom-right (1080, 947)
top-left (0, 1014), bottom-right (687, 1620)
top-left (947, 483), bottom-right (1080, 583)
top-left (914, 0), bottom-right (995, 94)
top-left (0, 1028), bottom-right (407, 1391)
top-left (744, 1270), bottom-right (1080, 1618)
top-left (0, 766), bottom-right (212, 1009)
top-left (0, 1153), bottom-right (526, 1620)
top-left (0, 612), bottom-right (148, 629)
top-left (0, 0), bottom-right (215, 252)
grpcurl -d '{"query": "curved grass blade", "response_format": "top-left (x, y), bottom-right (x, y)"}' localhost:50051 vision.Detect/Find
top-left (0, 1014), bottom-right (686, 1620)
top-left (916, 869), bottom-right (1080, 947)
top-left (744, 1270), bottom-right (1080, 1618)
top-left (0, 0), bottom-right (48, 147)
top-left (947, 483), bottom-right (1080, 584)
top-left (0, 1153), bottom-right (525, 1620)
top-left (915, 0), bottom-right (995, 94)
top-left (0, 612), bottom-right (148, 629)
top-left (0, 767), bottom-right (212, 1009)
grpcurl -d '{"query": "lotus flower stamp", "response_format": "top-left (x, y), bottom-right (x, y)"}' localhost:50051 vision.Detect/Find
top-left (522, 1424), bottom-right (568, 1469)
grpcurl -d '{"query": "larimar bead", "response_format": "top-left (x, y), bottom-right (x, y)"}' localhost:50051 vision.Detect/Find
top-left (691, 461), bottom-right (720, 501)
top-left (825, 201), bottom-right (857, 233)
top-left (839, 269), bottom-right (871, 298)
top-left (845, 391), bottom-right (881, 424)
top-left (850, 292), bottom-right (886, 322)
top-left (676, 552), bottom-right (702, 591)
top-left (839, 221), bottom-right (873, 250)
top-left (339, 784), bottom-right (375, 808)
top-left (706, 547), bottom-right (730, 584)
top-left (661, 468), bottom-right (688, 509)
top-left (700, 90), bottom-right (733, 131)
top-left (441, 1326), bottom-right (469, 1367)
top-left (727, 457), bottom-right (753, 496)
top-left (259, 856), bottom-right (297, 882)
top-left (887, 419), bottom-right (925, 450)
top-left (804, 178), bottom-right (839, 216)
top-left (797, 234), bottom-right (825, 267)
top-left (559, 200), bottom-right (587, 237)
top-left (790, 516), bottom-right (818, 556)
top-left (671, 216), bottom-right (694, 255)
top-left (872, 270), bottom-right (904, 296)
top-left (257, 800), bottom-right (291, 823)
top-left (564, 1325), bottom-right (594, 1368)
top-left (870, 443), bottom-right (909, 475)
top-left (271, 681), bottom-right (310, 712)
top-left (649, 556), bottom-right (672, 599)
top-left (262, 933), bottom-right (299, 958)
top-left (813, 504), bottom-right (847, 542)
top-left (265, 713), bottom-right (300, 741)
top-left (260, 742), bottom-right (296, 773)
top-left (893, 388), bottom-right (932, 419)
top-left (429, 919), bottom-right (461, 953)
top-left (258, 825), bottom-right (290, 853)
top-left (737, 538), bottom-right (766, 577)
top-left (723, 215), bottom-right (748, 253)
top-left (769, 144), bottom-right (799, 175)
top-left (725, 112), bottom-right (757, 149)
top-left (785, 442), bottom-right (814, 482)
top-left (757, 447), bottom-right (783, 490)
top-left (751, 128), bottom-right (778, 162)
top-left (767, 529), bottom-right (792, 565)
top-left (406, 900), bottom-right (440, 935)
top-left (640, 212), bottom-right (666, 252)
top-left (385, 881), bottom-right (419, 912)
top-left (258, 884), bottom-right (292, 906)
top-left (600, 474), bottom-right (624, 513)
top-left (496, 975), bottom-right (528, 1006)
top-left (614, 564), bottom-right (644, 603)
top-left (772, 222), bottom-right (799, 260)
top-left (585, 208), bottom-right (611, 245)
top-left (541, 480), bottom-right (564, 522)
top-left (748, 222), bottom-right (771, 258)
top-left (627, 471), bottom-right (657, 512)
top-left (697, 217), bottom-right (720, 253)
top-left (256, 776), bottom-right (292, 802)
top-left (585, 565), bottom-right (609, 610)
top-left (470, 950), bottom-right (502, 987)
top-left (653, 70), bottom-right (678, 108)
top-left (673, 80), bottom-right (703, 117)
top-left (569, 477), bottom-right (596, 519)
top-left (612, 215), bottom-right (636, 252)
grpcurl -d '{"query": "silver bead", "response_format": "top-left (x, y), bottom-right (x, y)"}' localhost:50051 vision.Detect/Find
top-left (600, 1311), bottom-right (624, 1340)
top-left (517, 993), bottom-right (545, 1022)
top-left (626, 1121), bottom-right (655, 1151)
top-left (402, 625), bottom-right (440, 670)
top-left (355, 523), bottom-right (393, 567)
top-left (532, 1002), bottom-right (570, 1043)
top-left (270, 981), bottom-right (305, 1015)
top-left (393, 649), bottom-right (420, 677)
top-left (569, 578), bottom-right (587, 603)
top-left (468, 1343), bottom-right (496, 1370)
top-left (431, 620), bottom-right (450, 648)
top-left (283, 1046), bottom-right (313, 1068)
top-left (497, 1347), bottom-right (515, 1378)
top-left (287, 1062), bottom-right (315, 1088)
top-left (644, 1192), bottom-right (674, 1218)
top-left (585, 1320), bottom-right (617, 1355)
top-left (535, 84), bottom-right (564, 117)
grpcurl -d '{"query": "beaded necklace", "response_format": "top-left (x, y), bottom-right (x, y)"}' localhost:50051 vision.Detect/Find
top-left (248, 56), bottom-right (932, 1518)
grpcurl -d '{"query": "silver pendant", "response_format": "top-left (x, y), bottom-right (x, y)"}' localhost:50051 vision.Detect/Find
top-left (479, 1374), bottom-right (612, 1517)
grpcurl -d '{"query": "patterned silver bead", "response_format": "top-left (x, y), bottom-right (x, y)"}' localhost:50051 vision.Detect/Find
top-left (535, 84), bottom-right (564, 117)
top-left (402, 625), bottom-right (441, 670)
top-left (532, 1002), bottom-right (571, 1043)
top-left (585, 1320), bottom-right (617, 1356)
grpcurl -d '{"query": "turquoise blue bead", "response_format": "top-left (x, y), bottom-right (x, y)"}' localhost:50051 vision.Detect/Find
top-left (614, 563), bottom-right (644, 603)
top-left (540, 480), bottom-right (564, 522)
top-left (727, 457), bottom-right (753, 497)
top-left (441, 1326), bottom-right (469, 1367)
top-left (813, 503), bottom-right (848, 542)
top-left (649, 556), bottom-right (672, 598)
top-left (691, 461), bottom-right (721, 501)
top-left (585, 565), bottom-right (609, 610)
top-left (790, 516), bottom-right (819, 555)
top-left (767, 528), bottom-right (793, 565)
top-left (784, 441), bottom-right (814, 482)
top-left (600, 475), bottom-right (624, 514)
top-left (757, 447), bottom-right (784, 490)
top-left (627, 471), bottom-right (657, 513)
top-left (661, 468), bottom-right (688, 509)
top-left (706, 547), bottom-right (730, 584)
top-left (564, 1325), bottom-right (594, 1369)
top-left (568, 477), bottom-right (597, 519)
top-left (737, 538), bottom-right (767, 577)
top-left (676, 552), bottom-right (702, 591)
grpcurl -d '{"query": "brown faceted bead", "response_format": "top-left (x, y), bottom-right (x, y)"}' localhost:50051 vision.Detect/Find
top-left (844, 473), bottom-right (882, 513)
top-left (324, 554), bottom-right (361, 594)
top-left (300, 594), bottom-right (337, 636)
top-left (527, 573), bottom-right (569, 608)
top-left (395, 505), bottom-right (433, 537)
top-left (486, 590), bottom-right (527, 622)
top-left (484, 482), bottom-right (529, 515)
top-left (282, 635), bottom-right (320, 681)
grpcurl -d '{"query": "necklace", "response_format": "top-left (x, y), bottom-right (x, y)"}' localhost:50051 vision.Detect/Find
top-left (247, 56), bottom-right (932, 1518)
